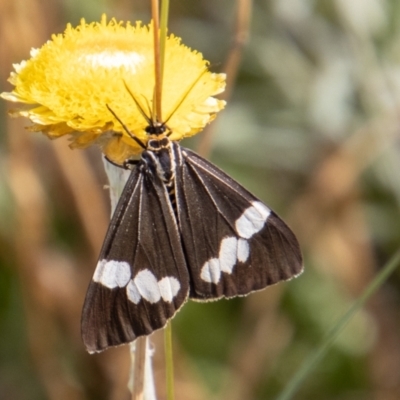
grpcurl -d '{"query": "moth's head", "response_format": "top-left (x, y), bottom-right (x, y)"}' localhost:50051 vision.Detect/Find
top-left (145, 121), bottom-right (167, 137)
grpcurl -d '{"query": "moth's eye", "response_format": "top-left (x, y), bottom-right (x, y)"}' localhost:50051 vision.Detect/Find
top-left (145, 126), bottom-right (154, 133)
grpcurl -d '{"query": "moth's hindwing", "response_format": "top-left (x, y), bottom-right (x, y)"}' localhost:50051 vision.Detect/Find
top-left (174, 145), bottom-right (303, 301)
top-left (81, 167), bottom-right (189, 353)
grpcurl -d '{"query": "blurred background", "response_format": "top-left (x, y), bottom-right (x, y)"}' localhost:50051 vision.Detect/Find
top-left (1, 0), bottom-right (400, 399)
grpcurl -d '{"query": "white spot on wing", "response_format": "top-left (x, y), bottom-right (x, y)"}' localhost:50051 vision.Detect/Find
top-left (219, 237), bottom-right (238, 274)
top-left (134, 269), bottom-right (161, 303)
top-left (252, 201), bottom-right (271, 219)
top-left (126, 272), bottom-right (180, 305)
top-left (200, 235), bottom-right (252, 283)
top-left (199, 202), bottom-right (270, 284)
top-left (201, 258), bottom-right (221, 283)
top-left (126, 280), bottom-right (141, 304)
top-left (237, 238), bottom-right (250, 262)
top-left (158, 277), bottom-right (180, 302)
top-left (93, 259), bottom-right (131, 289)
top-left (93, 260), bottom-right (107, 281)
top-left (235, 201), bottom-right (270, 239)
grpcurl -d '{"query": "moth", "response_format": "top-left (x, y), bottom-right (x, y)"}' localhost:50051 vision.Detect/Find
top-left (81, 105), bottom-right (303, 353)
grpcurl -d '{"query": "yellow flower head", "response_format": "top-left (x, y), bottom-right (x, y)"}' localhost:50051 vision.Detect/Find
top-left (1, 15), bottom-right (226, 163)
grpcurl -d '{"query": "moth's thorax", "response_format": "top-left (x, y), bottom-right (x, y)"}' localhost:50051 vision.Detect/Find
top-left (147, 136), bottom-right (169, 151)
top-left (142, 136), bottom-right (176, 184)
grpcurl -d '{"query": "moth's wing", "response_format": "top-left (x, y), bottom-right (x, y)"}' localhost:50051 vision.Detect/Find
top-left (81, 167), bottom-right (189, 353)
top-left (175, 146), bottom-right (303, 301)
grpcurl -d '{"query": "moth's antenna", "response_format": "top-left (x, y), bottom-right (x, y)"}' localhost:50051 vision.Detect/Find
top-left (151, 86), bottom-right (157, 124)
top-left (106, 104), bottom-right (146, 149)
top-left (123, 81), bottom-right (153, 126)
top-left (164, 68), bottom-right (208, 124)
top-left (141, 95), bottom-right (154, 121)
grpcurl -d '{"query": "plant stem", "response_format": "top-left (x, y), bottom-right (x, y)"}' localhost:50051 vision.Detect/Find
top-left (159, 0), bottom-right (169, 77)
top-left (151, 0), bottom-right (162, 121)
top-left (132, 338), bottom-right (146, 400)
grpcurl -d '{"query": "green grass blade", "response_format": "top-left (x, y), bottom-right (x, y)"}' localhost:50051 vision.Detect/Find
top-left (165, 321), bottom-right (175, 400)
top-left (276, 248), bottom-right (400, 400)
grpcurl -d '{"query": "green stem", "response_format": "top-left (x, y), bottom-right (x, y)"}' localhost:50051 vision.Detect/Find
top-left (165, 322), bottom-right (175, 400)
top-left (276, 248), bottom-right (400, 400)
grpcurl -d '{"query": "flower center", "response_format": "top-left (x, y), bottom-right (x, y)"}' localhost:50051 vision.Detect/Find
top-left (80, 51), bottom-right (145, 70)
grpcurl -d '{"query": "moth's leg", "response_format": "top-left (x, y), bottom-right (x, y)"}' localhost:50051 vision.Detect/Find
top-left (123, 159), bottom-right (140, 169)
top-left (104, 156), bottom-right (139, 170)
top-left (165, 125), bottom-right (173, 137)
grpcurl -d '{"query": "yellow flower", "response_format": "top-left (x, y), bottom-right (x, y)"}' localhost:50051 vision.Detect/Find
top-left (1, 15), bottom-right (226, 163)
